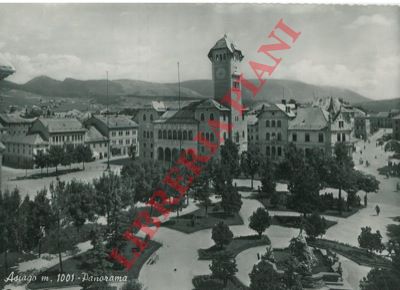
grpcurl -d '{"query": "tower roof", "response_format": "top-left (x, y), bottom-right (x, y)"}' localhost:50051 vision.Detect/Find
top-left (208, 34), bottom-right (243, 60)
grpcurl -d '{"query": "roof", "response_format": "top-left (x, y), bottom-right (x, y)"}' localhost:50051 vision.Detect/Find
top-left (376, 112), bottom-right (390, 118)
top-left (208, 34), bottom-right (244, 60)
top-left (0, 114), bottom-right (35, 125)
top-left (154, 99), bottom-right (229, 124)
top-left (256, 103), bottom-right (295, 118)
top-left (85, 126), bottom-right (107, 143)
top-left (289, 106), bottom-right (329, 131)
top-left (2, 133), bottom-right (47, 145)
top-left (93, 115), bottom-right (138, 129)
top-left (39, 118), bottom-right (86, 133)
top-left (393, 114), bottom-right (400, 120)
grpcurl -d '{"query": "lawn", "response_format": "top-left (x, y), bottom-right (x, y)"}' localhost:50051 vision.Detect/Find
top-left (198, 235), bottom-right (270, 260)
top-left (162, 203), bottom-right (243, 234)
top-left (271, 215), bottom-right (337, 229)
top-left (28, 240), bottom-right (162, 289)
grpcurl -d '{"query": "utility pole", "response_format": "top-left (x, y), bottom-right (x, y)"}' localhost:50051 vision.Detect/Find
top-left (106, 71), bottom-right (110, 171)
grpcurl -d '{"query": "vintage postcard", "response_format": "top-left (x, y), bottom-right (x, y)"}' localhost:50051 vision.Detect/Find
top-left (0, 3), bottom-right (399, 290)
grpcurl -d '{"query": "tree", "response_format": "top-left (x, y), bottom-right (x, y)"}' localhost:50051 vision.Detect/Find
top-left (195, 185), bottom-right (212, 216)
top-left (259, 159), bottom-right (276, 198)
top-left (221, 183), bottom-right (242, 215)
top-left (356, 172), bottom-right (380, 206)
top-left (209, 253), bottom-right (238, 286)
top-left (64, 180), bottom-right (96, 233)
top-left (240, 147), bottom-right (261, 189)
top-left (212, 221), bottom-right (233, 249)
top-left (31, 189), bottom-right (53, 257)
top-left (277, 143), bottom-right (304, 180)
top-left (360, 268), bottom-right (400, 290)
top-left (304, 212), bottom-right (327, 241)
top-left (49, 178), bottom-right (67, 273)
top-left (74, 144), bottom-right (93, 170)
top-left (328, 143), bottom-right (354, 214)
top-left (221, 139), bottom-right (240, 181)
top-left (358, 226), bottom-right (385, 254)
top-left (48, 146), bottom-right (64, 174)
top-left (249, 259), bottom-right (285, 290)
top-left (249, 207), bottom-right (271, 238)
top-left (34, 150), bottom-right (47, 174)
top-left (288, 163), bottom-right (321, 215)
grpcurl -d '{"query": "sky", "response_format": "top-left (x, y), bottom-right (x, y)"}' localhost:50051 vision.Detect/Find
top-left (0, 4), bottom-right (399, 100)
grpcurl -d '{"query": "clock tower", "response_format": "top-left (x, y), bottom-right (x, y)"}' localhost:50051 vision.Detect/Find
top-left (208, 34), bottom-right (247, 152)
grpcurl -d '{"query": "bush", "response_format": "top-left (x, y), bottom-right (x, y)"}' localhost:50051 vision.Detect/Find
top-left (193, 276), bottom-right (224, 290)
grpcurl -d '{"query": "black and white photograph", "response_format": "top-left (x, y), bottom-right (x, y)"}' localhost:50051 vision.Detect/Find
top-left (0, 3), bottom-right (399, 290)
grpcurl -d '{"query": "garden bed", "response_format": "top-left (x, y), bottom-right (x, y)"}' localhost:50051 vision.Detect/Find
top-left (309, 239), bottom-right (392, 268)
top-left (13, 167), bottom-right (82, 180)
top-left (162, 203), bottom-right (243, 234)
top-left (192, 274), bottom-right (249, 290)
top-left (271, 215), bottom-right (337, 229)
top-left (198, 235), bottom-right (270, 260)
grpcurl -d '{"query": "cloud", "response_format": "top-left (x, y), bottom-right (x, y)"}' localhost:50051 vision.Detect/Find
top-left (346, 14), bottom-right (393, 29)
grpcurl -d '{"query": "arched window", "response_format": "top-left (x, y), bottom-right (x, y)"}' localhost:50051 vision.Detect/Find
top-left (143, 114), bottom-right (146, 121)
top-left (172, 148), bottom-right (179, 161)
top-left (266, 133), bottom-right (270, 141)
top-left (183, 131), bottom-right (188, 140)
top-left (173, 130), bottom-right (177, 140)
top-left (200, 113), bottom-right (205, 121)
top-left (210, 113), bottom-right (214, 121)
top-left (266, 120), bottom-right (270, 127)
top-left (178, 130), bottom-right (182, 140)
top-left (165, 148), bottom-right (171, 162)
top-left (157, 147), bottom-right (164, 161)
top-left (163, 129), bottom-right (167, 139)
top-left (168, 130), bottom-right (172, 140)
top-left (188, 131), bottom-right (193, 140)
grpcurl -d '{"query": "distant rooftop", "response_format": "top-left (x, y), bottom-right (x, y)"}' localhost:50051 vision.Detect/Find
top-left (93, 115), bottom-right (138, 129)
top-left (2, 133), bottom-right (47, 145)
top-left (38, 118), bottom-right (86, 133)
top-left (289, 107), bottom-right (329, 131)
top-left (0, 114), bottom-right (36, 125)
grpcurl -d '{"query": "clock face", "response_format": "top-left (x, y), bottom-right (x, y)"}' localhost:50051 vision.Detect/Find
top-left (215, 67), bottom-right (226, 79)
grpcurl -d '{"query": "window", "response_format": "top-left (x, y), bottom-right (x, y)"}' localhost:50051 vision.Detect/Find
top-left (271, 120), bottom-right (276, 127)
top-left (277, 133), bottom-right (282, 141)
top-left (266, 133), bottom-right (270, 141)
top-left (168, 130), bottom-right (172, 140)
top-left (200, 113), bottom-right (205, 121)
top-left (126, 130), bottom-right (130, 136)
top-left (173, 130), bottom-right (177, 140)
top-left (242, 131), bottom-right (245, 138)
top-left (210, 113), bottom-right (214, 121)
top-left (305, 133), bottom-right (310, 142)
top-left (143, 114), bottom-right (146, 121)
top-left (158, 130), bottom-right (162, 139)
top-left (271, 146), bottom-right (276, 156)
top-left (318, 133), bottom-right (324, 143)
top-left (163, 130), bottom-right (167, 139)
top-left (292, 133), bottom-right (297, 142)
top-left (339, 121), bottom-right (344, 128)
top-left (342, 133), bottom-right (346, 142)
top-left (277, 120), bottom-right (281, 127)
top-left (143, 131), bottom-right (146, 138)
top-left (183, 131), bottom-right (188, 140)
top-left (266, 120), bottom-right (270, 127)
top-left (189, 131), bottom-right (193, 140)
top-left (272, 132), bottom-right (276, 140)
top-left (150, 114), bottom-right (153, 121)
top-left (337, 133), bottom-right (341, 142)
top-left (178, 130), bottom-right (182, 140)
top-left (206, 133), bottom-right (210, 141)
top-left (266, 146), bottom-right (270, 156)
top-left (277, 147), bottom-right (282, 156)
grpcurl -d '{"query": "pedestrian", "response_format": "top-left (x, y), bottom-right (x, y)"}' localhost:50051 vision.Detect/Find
top-left (375, 205), bottom-right (380, 216)
top-left (364, 194), bottom-right (368, 207)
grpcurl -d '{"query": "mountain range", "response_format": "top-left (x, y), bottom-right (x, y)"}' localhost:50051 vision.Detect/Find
top-left (1, 76), bottom-right (373, 108)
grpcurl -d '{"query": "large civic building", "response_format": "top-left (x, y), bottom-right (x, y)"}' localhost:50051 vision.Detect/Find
top-left (136, 35), bottom-right (248, 163)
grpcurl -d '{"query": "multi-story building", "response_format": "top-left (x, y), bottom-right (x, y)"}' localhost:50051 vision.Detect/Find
top-left (28, 118), bottom-right (86, 147)
top-left (0, 113), bottom-right (35, 135)
top-left (84, 115), bottom-right (139, 157)
top-left (133, 101), bottom-right (167, 160)
top-left (354, 115), bottom-right (370, 141)
top-left (2, 134), bottom-right (48, 169)
top-left (393, 115), bottom-right (400, 141)
top-left (84, 126), bottom-right (108, 159)
top-left (253, 102), bottom-right (295, 160)
top-left (369, 112), bottom-right (392, 131)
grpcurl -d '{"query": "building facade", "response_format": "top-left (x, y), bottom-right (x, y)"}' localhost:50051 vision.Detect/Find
top-left (84, 126), bottom-right (108, 159)
top-left (0, 114), bottom-right (35, 135)
top-left (28, 118), bottom-right (86, 147)
top-left (85, 115), bottom-right (139, 157)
